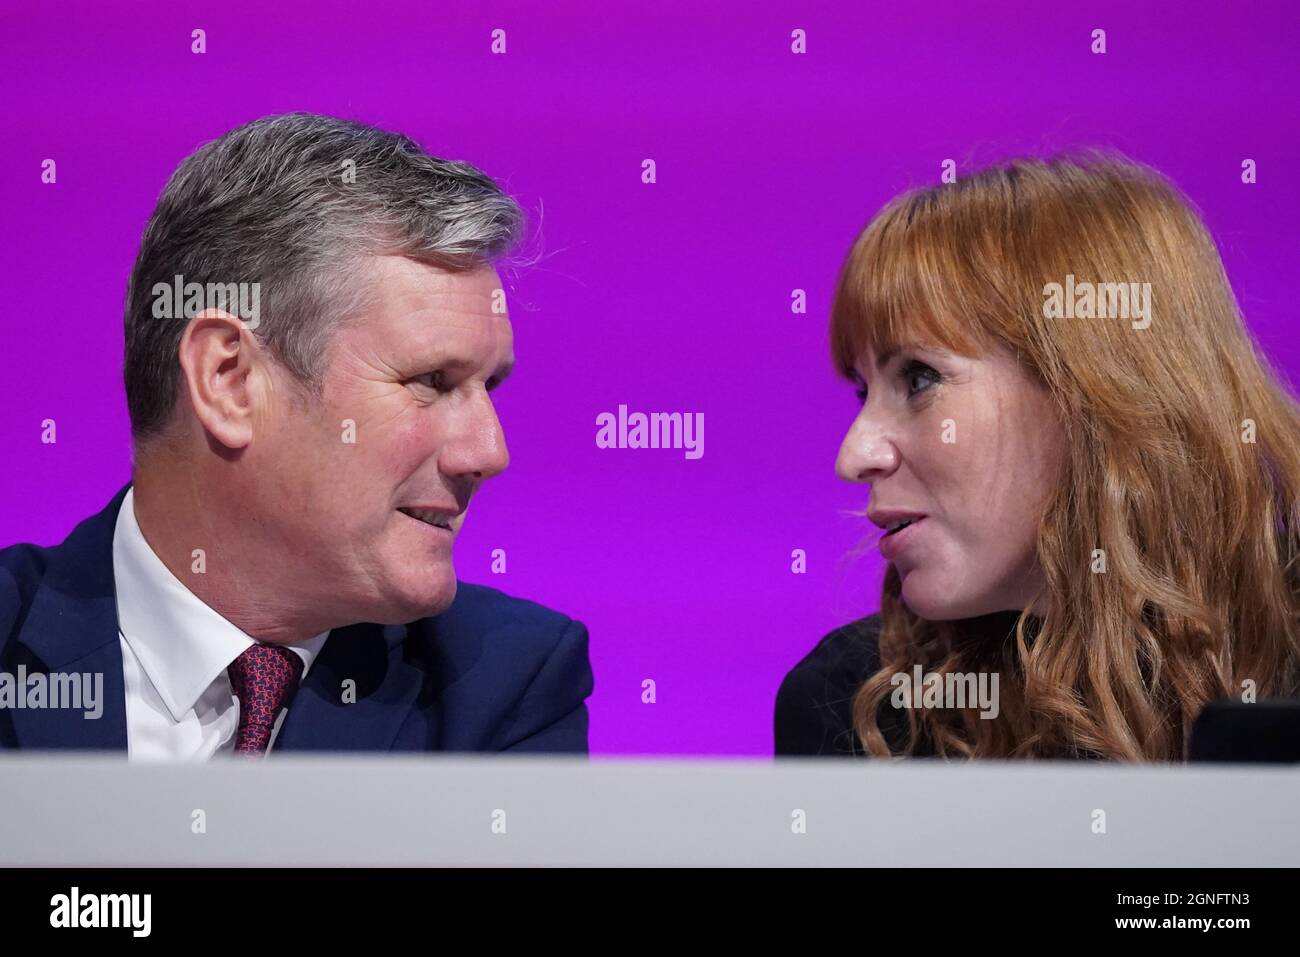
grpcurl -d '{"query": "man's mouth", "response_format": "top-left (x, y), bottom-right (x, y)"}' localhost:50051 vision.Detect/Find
top-left (397, 507), bottom-right (454, 531)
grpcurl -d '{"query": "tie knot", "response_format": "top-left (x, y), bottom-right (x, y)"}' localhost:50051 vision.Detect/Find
top-left (227, 643), bottom-right (305, 754)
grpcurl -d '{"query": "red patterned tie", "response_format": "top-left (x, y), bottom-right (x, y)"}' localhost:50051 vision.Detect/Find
top-left (227, 644), bottom-right (305, 754)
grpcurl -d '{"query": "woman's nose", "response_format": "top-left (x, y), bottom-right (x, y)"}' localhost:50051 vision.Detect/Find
top-left (835, 416), bottom-right (900, 483)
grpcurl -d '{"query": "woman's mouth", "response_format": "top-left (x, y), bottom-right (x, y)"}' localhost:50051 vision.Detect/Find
top-left (883, 517), bottom-right (919, 537)
top-left (878, 516), bottom-right (926, 560)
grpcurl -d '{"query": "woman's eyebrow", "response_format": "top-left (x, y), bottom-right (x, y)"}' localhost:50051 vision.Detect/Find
top-left (847, 346), bottom-right (923, 384)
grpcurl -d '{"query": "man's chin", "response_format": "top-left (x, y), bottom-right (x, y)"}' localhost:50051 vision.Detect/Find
top-left (374, 577), bottom-right (458, 624)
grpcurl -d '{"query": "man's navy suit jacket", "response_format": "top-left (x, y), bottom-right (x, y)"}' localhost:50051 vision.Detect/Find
top-left (0, 485), bottom-right (594, 754)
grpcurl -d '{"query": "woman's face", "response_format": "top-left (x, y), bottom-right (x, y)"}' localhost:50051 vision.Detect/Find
top-left (836, 340), bottom-right (1065, 620)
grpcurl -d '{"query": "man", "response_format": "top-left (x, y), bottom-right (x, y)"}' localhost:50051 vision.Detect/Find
top-left (0, 113), bottom-right (593, 757)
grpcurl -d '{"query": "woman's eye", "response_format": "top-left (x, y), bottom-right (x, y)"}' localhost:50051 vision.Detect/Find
top-left (902, 360), bottom-right (941, 397)
top-left (850, 360), bottom-right (940, 404)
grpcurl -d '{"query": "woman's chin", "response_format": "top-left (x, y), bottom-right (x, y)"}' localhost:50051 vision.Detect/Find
top-left (898, 571), bottom-right (972, 621)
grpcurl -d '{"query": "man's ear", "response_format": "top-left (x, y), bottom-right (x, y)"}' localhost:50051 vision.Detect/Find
top-left (177, 309), bottom-right (265, 450)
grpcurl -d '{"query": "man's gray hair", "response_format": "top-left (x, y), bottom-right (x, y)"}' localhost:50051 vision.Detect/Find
top-left (123, 111), bottom-right (524, 444)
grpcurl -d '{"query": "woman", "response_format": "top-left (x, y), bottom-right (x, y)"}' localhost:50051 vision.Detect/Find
top-left (775, 152), bottom-right (1300, 760)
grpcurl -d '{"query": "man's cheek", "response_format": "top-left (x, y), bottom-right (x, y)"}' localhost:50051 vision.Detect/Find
top-left (377, 421), bottom-right (442, 481)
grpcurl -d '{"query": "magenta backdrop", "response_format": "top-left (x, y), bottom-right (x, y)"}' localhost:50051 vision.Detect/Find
top-left (2, 1), bottom-right (1297, 755)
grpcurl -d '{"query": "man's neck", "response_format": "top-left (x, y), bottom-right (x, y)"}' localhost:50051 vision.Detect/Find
top-left (130, 464), bottom-right (326, 646)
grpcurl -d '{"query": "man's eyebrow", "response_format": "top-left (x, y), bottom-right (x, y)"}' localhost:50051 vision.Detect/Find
top-left (413, 354), bottom-right (514, 385)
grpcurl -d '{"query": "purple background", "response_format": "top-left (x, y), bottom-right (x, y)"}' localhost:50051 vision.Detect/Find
top-left (3, 1), bottom-right (1297, 755)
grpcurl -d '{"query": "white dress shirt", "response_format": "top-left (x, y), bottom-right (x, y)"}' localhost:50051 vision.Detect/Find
top-left (112, 487), bottom-right (329, 761)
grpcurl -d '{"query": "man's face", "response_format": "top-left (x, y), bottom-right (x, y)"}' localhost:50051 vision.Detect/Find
top-left (253, 256), bottom-right (512, 626)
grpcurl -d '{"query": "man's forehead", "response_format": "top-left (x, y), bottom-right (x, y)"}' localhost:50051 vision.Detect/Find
top-left (366, 255), bottom-right (504, 313)
top-left (378, 313), bottom-right (513, 377)
top-left (355, 256), bottom-right (510, 347)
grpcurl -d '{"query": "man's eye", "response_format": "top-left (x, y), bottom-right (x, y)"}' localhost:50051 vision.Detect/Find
top-left (411, 371), bottom-right (451, 393)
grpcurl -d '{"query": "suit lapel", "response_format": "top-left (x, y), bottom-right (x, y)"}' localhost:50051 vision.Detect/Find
top-left (8, 486), bottom-right (130, 750)
top-left (275, 621), bottom-right (428, 752)
top-left (7, 484), bottom-right (429, 753)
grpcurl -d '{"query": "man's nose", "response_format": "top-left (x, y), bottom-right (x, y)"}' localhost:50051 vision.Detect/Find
top-left (835, 413), bottom-right (900, 483)
top-left (443, 394), bottom-right (510, 482)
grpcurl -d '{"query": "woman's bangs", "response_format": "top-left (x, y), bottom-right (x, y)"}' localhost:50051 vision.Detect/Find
top-left (831, 204), bottom-right (987, 380)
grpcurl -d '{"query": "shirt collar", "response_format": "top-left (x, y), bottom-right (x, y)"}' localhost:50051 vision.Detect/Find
top-left (112, 486), bottom-right (330, 722)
